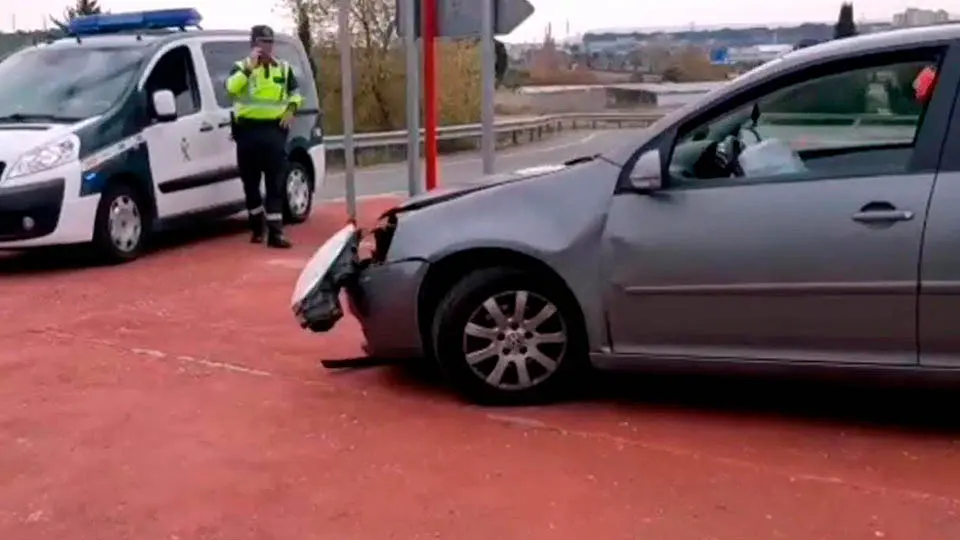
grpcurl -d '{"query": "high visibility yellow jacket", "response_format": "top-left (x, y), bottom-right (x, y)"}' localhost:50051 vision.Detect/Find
top-left (226, 59), bottom-right (304, 121)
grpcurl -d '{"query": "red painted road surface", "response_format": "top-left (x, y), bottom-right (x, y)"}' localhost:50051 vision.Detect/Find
top-left (1, 197), bottom-right (960, 540)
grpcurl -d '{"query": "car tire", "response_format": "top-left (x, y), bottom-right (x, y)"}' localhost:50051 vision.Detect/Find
top-left (283, 160), bottom-right (313, 224)
top-left (92, 183), bottom-right (147, 264)
top-left (431, 266), bottom-right (588, 405)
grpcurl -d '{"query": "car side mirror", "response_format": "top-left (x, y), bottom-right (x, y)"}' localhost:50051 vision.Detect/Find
top-left (628, 149), bottom-right (663, 192)
top-left (152, 90), bottom-right (177, 122)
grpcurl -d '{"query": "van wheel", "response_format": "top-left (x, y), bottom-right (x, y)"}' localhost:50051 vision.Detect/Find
top-left (431, 267), bottom-right (588, 405)
top-left (92, 184), bottom-right (146, 264)
top-left (283, 161), bottom-right (313, 224)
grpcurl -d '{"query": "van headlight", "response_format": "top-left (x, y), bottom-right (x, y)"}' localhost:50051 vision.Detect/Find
top-left (4, 135), bottom-right (81, 182)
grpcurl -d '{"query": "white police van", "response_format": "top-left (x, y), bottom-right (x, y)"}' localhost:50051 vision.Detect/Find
top-left (0, 9), bottom-right (325, 263)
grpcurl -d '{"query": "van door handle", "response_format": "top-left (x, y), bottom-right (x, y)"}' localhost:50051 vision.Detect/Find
top-left (217, 119), bottom-right (231, 128)
top-left (852, 202), bottom-right (914, 223)
top-left (199, 122), bottom-right (214, 132)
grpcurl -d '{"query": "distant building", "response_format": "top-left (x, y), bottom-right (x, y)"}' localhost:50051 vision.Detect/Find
top-left (584, 35), bottom-right (643, 56)
top-left (710, 44), bottom-right (792, 67)
top-left (892, 8), bottom-right (951, 27)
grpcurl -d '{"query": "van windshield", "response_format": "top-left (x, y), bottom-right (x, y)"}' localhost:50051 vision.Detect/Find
top-left (0, 46), bottom-right (146, 122)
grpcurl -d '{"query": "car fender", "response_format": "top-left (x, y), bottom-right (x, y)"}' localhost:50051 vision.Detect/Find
top-left (386, 158), bottom-right (622, 350)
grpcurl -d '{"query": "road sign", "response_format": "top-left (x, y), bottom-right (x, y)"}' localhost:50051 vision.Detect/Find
top-left (492, 0), bottom-right (535, 36)
top-left (709, 47), bottom-right (731, 66)
top-left (397, 0), bottom-right (535, 38)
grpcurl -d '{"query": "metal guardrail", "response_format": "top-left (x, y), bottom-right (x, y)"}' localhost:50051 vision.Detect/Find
top-left (322, 111), bottom-right (920, 151)
top-left (323, 112), bottom-right (665, 150)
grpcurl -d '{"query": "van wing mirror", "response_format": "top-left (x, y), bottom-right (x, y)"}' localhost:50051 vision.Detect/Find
top-left (152, 90), bottom-right (177, 122)
top-left (628, 149), bottom-right (663, 192)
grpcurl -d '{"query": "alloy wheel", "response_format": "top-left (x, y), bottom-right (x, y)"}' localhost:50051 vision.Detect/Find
top-left (461, 290), bottom-right (568, 391)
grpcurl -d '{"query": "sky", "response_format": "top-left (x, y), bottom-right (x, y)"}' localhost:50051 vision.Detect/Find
top-left (3, 0), bottom-right (958, 42)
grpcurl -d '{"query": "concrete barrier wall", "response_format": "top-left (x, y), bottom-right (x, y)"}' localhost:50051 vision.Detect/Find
top-left (496, 88), bottom-right (608, 114)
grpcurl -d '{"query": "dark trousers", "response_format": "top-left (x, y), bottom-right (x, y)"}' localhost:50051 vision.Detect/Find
top-left (234, 120), bottom-right (287, 228)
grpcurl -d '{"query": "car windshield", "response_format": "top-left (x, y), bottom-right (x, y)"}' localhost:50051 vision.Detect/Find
top-left (0, 46), bottom-right (146, 122)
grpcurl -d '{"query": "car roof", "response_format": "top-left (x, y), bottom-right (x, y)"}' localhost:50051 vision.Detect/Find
top-left (39, 29), bottom-right (297, 50)
top-left (717, 23), bottom-right (960, 95)
top-left (777, 23), bottom-right (960, 69)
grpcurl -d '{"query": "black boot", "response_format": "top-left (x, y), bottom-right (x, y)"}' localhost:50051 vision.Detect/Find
top-left (266, 219), bottom-right (292, 249)
top-left (248, 213), bottom-right (265, 244)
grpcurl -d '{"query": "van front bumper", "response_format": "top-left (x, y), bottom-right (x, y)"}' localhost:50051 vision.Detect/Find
top-left (0, 162), bottom-right (98, 248)
top-left (0, 178), bottom-right (65, 241)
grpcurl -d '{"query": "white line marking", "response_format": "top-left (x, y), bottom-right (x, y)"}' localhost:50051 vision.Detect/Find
top-left (265, 258), bottom-right (310, 269)
top-left (131, 348), bottom-right (166, 359)
top-left (480, 414), bottom-right (960, 508)
top-left (177, 355), bottom-right (273, 377)
top-left (486, 414), bottom-right (549, 429)
top-left (131, 347), bottom-right (273, 377)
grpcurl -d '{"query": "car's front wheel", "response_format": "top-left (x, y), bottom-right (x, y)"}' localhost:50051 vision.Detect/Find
top-left (92, 184), bottom-right (146, 264)
top-left (431, 267), bottom-right (587, 405)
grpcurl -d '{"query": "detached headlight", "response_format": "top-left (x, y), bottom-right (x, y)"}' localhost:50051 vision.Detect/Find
top-left (5, 135), bottom-right (81, 181)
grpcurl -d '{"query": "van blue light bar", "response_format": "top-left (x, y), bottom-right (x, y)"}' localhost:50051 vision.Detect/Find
top-left (67, 8), bottom-right (203, 36)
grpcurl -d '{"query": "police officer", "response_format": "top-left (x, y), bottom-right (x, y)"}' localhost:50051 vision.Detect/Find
top-left (225, 25), bottom-right (304, 248)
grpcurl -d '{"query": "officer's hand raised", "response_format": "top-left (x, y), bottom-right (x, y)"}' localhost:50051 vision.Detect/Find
top-left (245, 47), bottom-right (262, 69)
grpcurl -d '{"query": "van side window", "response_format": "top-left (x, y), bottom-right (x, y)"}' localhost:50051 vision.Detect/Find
top-left (201, 41), bottom-right (312, 109)
top-left (144, 45), bottom-right (201, 116)
top-left (200, 42), bottom-right (249, 108)
top-left (667, 49), bottom-right (944, 188)
top-left (273, 42), bottom-right (310, 95)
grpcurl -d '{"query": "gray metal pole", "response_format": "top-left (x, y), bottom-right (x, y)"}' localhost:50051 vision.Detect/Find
top-left (401, 0), bottom-right (422, 195)
top-left (339, 0), bottom-right (357, 219)
top-left (480, 0), bottom-right (496, 175)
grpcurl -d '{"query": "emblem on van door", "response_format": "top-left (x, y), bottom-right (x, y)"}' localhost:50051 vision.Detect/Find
top-left (180, 137), bottom-right (191, 161)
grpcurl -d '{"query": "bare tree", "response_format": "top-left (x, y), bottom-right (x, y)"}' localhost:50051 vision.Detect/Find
top-left (281, 0), bottom-right (480, 134)
top-left (51, 0), bottom-right (103, 31)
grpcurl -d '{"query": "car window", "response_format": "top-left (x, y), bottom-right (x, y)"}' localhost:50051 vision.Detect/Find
top-left (0, 46), bottom-right (146, 120)
top-left (668, 51), bottom-right (943, 187)
top-left (273, 41), bottom-right (309, 90)
top-left (200, 41), bottom-right (247, 108)
top-left (201, 41), bottom-right (311, 109)
top-left (144, 45), bottom-right (201, 116)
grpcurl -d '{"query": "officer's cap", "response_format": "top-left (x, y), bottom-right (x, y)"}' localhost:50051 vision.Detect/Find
top-left (250, 25), bottom-right (275, 43)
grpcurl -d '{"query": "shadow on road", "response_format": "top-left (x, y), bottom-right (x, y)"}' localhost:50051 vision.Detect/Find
top-left (368, 359), bottom-right (960, 435)
top-left (583, 371), bottom-right (960, 434)
top-left (0, 218), bottom-right (248, 276)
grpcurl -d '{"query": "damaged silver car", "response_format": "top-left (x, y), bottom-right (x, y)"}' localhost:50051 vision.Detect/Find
top-left (293, 25), bottom-right (960, 404)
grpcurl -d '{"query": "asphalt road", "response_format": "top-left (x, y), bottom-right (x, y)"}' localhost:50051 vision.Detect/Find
top-left (2, 197), bottom-right (959, 539)
top-left (317, 128), bottom-right (644, 200)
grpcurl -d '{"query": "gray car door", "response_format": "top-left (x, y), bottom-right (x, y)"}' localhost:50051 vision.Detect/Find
top-left (601, 45), bottom-right (957, 366)
top-left (919, 47), bottom-right (960, 369)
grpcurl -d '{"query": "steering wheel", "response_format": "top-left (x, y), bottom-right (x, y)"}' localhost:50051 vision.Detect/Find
top-left (711, 131), bottom-right (746, 177)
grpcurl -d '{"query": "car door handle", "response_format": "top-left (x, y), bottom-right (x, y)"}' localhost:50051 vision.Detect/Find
top-left (851, 209), bottom-right (914, 223)
top-left (199, 122), bottom-right (214, 132)
top-left (217, 119), bottom-right (231, 128)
